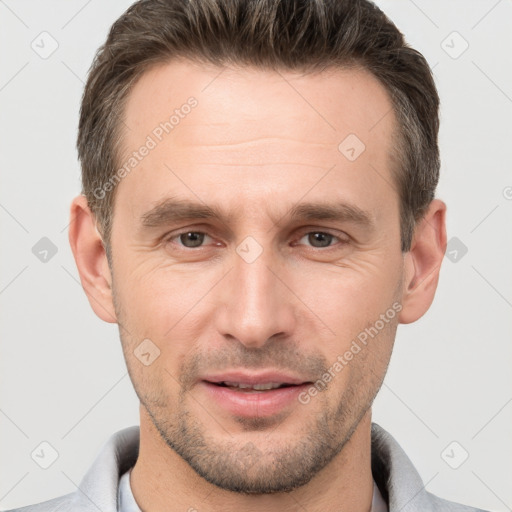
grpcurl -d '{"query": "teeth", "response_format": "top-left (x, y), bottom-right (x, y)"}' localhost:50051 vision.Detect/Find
top-left (222, 381), bottom-right (284, 390)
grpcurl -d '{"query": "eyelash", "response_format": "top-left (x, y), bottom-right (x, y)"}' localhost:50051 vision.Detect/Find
top-left (164, 229), bottom-right (349, 250)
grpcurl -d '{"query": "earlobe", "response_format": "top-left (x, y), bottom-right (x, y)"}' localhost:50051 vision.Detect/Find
top-left (399, 199), bottom-right (447, 325)
top-left (68, 195), bottom-right (117, 323)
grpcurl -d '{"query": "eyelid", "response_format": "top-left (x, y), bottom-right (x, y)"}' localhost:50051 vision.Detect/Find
top-left (294, 227), bottom-right (349, 243)
top-left (162, 226), bottom-right (350, 249)
top-left (165, 229), bottom-right (215, 247)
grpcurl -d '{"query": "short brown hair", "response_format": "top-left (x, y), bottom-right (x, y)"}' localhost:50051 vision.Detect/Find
top-left (78, 0), bottom-right (440, 253)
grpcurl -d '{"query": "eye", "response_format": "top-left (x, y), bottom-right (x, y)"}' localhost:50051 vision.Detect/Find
top-left (297, 231), bottom-right (346, 248)
top-left (168, 231), bottom-right (213, 248)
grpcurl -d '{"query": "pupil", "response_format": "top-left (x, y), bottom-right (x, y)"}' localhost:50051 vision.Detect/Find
top-left (180, 232), bottom-right (204, 247)
top-left (309, 232), bottom-right (332, 248)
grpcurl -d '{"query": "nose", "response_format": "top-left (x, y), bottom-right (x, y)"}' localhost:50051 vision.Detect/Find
top-left (214, 246), bottom-right (297, 349)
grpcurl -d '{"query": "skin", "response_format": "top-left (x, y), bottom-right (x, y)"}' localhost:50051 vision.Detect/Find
top-left (69, 60), bottom-right (447, 512)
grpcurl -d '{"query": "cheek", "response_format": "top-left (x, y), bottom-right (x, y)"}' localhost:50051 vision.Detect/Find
top-left (328, 311), bottom-right (397, 406)
top-left (113, 256), bottom-right (222, 344)
top-left (291, 256), bottom-right (402, 331)
top-left (289, 257), bottom-right (402, 395)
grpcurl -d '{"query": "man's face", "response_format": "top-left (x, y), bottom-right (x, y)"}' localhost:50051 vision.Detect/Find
top-left (110, 60), bottom-right (404, 493)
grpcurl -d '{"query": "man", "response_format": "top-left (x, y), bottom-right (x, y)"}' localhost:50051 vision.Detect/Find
top-left (7, 0), bottom-right (490, 511)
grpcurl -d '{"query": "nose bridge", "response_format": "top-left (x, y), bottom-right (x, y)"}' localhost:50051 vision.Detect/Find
top-left (216, 243), bottom-right (295, 348)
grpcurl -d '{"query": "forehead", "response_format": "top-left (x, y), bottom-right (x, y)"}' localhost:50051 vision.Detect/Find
top-left (122, 59), bottom-right (395, 146)
top-left (116, 59), bottom-right (398, 222)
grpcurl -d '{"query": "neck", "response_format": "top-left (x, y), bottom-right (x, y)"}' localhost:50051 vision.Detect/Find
top-left (130, 407), bottom-right (374, 512)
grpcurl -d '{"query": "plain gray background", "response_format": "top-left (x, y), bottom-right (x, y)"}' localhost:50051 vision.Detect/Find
top-left (0, 0), bottom-right (511, 510)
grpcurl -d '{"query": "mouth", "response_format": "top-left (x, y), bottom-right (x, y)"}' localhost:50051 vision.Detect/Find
top-left (206, 381), bottom-right (300, 392)
top-left (198, 371), bottom-right (313, 417)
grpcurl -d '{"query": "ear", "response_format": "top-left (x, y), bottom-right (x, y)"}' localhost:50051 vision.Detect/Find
top-left (399, 199), bottom-right (447, 324)
top-left (68, 195), bottom-right (117, 323)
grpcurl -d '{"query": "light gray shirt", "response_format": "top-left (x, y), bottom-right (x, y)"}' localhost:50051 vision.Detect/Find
top-left (117, 468), bottom-right (389, 511)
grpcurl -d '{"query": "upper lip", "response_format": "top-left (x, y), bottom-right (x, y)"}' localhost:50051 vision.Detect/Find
top-left (202, 370), bottom-right (310, 386)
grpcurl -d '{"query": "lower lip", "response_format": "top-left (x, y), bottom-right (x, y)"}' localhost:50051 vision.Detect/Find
top-left (200, 381), bottom-right (310, 417)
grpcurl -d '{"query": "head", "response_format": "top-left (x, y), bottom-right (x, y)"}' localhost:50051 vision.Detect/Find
top-left (70, 0), bottom-right (446, 495)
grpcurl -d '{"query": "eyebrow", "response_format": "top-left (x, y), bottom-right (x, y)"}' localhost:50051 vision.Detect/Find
top-left (287, 202), bottom-right (375, 229)
top-left (141, 198), bottom-right (228, 228)
top-left (140, 197), bottom-right (375, 231)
